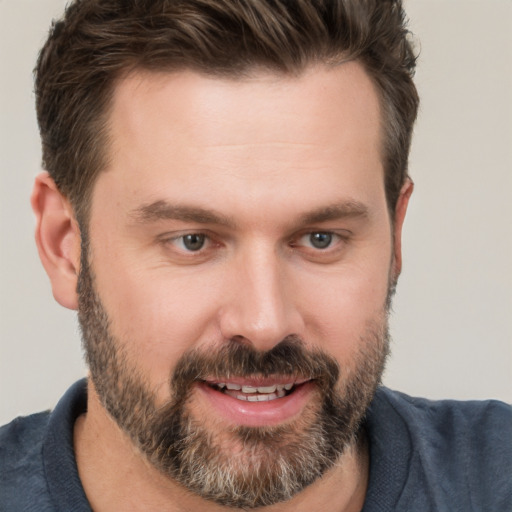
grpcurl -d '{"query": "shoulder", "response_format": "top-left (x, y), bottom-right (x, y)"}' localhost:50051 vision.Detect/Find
top-left (376, 386), bottom-right (511, 434)
top-left (374, 387), bottom-right (512, 469)
top-left (364, 388), bottom-right (512, 511)
top-left (0, 410), bottom-right (50, 471)
top-left (0, 411), bottom-right (53, 509)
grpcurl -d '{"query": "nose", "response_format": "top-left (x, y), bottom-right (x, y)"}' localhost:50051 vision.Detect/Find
top-left (218, 245), bottom-right (304, 351)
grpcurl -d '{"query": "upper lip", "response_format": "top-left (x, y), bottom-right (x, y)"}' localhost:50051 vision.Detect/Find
top-left (203, 377), bottom-right (311, 388)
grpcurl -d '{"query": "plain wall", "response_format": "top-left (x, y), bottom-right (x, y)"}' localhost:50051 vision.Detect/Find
top-left (1, 0), bottom-right (511, 425)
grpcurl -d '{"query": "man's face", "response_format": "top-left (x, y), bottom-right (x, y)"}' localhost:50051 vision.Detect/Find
top-left (79, 63), bottom-right (397, 507)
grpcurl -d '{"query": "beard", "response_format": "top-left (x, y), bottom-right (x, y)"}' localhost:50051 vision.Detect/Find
top-left (77, 247), bottom-right (390, 509)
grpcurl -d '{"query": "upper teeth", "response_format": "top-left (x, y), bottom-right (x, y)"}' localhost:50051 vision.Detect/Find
top-left (218, 383), bottom-right (294, 393)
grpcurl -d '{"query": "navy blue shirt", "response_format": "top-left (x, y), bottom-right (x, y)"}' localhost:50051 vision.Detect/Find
top-left (1, 380), bottom-right (511, 511)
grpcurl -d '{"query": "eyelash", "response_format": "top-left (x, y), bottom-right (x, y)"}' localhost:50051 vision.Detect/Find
top-left (293, 232), bottom-right (344, 251)
top-left (162, 232), bottom-right (215, 254)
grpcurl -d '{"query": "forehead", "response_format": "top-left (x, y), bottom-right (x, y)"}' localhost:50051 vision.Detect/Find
top-left (108, 62), bottom-right (382, 152)
top-left (94, 63), bottom-right (384, 221)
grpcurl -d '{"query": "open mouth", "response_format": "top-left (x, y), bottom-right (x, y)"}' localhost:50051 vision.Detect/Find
top-left (203, 380), bottom-right (310, 402)
top-left (197, 377), bottom-right (316, 426)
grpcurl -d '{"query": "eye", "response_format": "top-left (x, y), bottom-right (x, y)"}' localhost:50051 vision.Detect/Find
top-left (289, 230), bottom-right (349, 261)
top-left (296, 231), bottom-right (340, 250)
top-left (172, 233), bottom-right (207, 252)
top-left (158, 231), bottom-right (222, 264)
top-left (307, 232), bottom-right (334, 249)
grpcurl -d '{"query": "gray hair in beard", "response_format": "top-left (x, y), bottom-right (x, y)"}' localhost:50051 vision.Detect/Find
top-left (77, 237), bottom-right (390, 508)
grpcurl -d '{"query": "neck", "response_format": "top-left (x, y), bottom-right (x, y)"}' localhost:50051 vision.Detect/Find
top-left (74, 381), bottom-right (369, 512)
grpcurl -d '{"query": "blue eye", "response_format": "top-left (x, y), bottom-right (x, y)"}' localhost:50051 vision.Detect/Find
top-left (308, 232), bottom-right (333, 249)
top-left (181, 234), bottom-right (206, 251)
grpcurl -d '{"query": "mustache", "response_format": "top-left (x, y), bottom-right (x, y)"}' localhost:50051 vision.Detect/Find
top-left (170, 335), bottom-right (340, 400)
top-left (143, 336), bottom-right (348, 469)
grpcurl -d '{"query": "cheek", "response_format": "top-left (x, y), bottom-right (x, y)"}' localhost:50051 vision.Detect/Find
top-left (92, 256), bottom-right (225, 387)
top-left (297, 259), bottom-right (391, 358)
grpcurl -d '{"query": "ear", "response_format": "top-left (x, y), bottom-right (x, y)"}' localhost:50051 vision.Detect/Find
top-left (31, 172), bottom-right (81, 310)
top-left (391, 178), bottom-right (414, 280)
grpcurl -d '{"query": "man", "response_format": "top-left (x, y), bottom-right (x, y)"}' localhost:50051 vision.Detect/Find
top-left (1, 1), bottom-right (510, 511)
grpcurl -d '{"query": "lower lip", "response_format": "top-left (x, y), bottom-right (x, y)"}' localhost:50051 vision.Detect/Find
top-left (196, 381), bottom-right (316, 427)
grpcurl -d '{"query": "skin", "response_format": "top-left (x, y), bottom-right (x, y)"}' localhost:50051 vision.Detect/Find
top-left (32, 62), bottom-right (413, 511)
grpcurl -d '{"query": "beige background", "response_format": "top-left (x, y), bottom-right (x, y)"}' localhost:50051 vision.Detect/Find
top-left (1, 0), bottom-right (511, 425)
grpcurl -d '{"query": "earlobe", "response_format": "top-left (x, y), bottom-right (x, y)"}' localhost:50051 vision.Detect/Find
top-left (31, 172), bottom-right (81, 310)
top-left (392, 178), bottom-right (414, 280)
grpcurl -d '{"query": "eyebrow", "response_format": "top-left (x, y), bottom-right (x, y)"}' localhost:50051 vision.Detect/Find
top-left (298, 201), bottom-right (369, 225)
top-left (130, 200), bottom-right (237, 228)
top-left (130, 199), bottom-right (369, 228)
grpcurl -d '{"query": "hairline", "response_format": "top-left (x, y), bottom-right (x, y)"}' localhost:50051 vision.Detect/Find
top-left (75, 57), bottom-right (398, 229)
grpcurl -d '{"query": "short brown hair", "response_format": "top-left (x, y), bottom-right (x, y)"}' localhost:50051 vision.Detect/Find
top-left (35, 0), bottom-right (418, 223)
